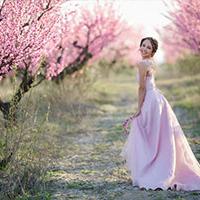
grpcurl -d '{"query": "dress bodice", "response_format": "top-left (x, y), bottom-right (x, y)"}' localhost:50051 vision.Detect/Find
top-left (136, 59), bottom-right (156, 91)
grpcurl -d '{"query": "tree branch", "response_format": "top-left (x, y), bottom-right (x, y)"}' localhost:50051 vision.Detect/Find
top-left (0, 0), bottom-right (6, 18)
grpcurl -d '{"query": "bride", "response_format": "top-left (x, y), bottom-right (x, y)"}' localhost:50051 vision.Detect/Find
top-left (120, 37), bottom-right (200, 191)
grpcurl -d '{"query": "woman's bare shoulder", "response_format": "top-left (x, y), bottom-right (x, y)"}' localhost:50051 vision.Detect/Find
top-left (137, 59), bottom-right (155, 68)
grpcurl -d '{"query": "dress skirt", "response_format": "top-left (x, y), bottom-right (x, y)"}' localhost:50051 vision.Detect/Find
top-left (120, 88), bottom-right (200, 191)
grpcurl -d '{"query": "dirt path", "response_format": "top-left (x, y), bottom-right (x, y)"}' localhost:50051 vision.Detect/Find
top-left (45, 74), bottom-right (200, 199)
top-left (45, 102), bottom-right (200, 199)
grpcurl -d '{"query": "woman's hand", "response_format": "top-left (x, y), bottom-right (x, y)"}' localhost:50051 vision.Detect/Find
top-left (132, 109), bottom-right (141, 117)
top-left (122, 109), bottom-right (141, 135)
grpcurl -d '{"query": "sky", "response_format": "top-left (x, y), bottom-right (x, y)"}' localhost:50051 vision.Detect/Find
top-left (113, 0), bottom-right (171, 63)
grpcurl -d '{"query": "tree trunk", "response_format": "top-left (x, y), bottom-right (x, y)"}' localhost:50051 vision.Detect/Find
top-left (0, 71), bottom-right (34, 127)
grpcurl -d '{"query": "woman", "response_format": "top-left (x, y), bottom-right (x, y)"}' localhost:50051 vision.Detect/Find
top-left (120, 37), bottom-right (200, 191)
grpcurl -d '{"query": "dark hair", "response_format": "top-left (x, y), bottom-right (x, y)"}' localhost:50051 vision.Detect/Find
top-left (140, 37), bottom-right (158, 56)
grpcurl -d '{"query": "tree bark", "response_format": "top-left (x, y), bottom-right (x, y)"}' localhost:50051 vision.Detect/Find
top-left (53, 47), bottom-right (92, 83)
top-left (0, 70), bottom-right (34, 127)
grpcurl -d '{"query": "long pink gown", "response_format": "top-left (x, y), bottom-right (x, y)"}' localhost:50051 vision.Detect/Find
top-left (120, 59), bottom-right (200, 191)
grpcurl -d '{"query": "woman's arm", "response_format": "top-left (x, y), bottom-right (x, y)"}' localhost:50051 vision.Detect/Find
top-left (137, 62), bottom-right (147, 112)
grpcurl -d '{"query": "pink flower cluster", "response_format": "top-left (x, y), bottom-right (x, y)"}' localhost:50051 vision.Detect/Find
top-left (0, 0), bottom-right (64, 76)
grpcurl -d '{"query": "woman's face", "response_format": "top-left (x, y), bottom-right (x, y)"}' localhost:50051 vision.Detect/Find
top-left (139, 39), bottom-right (153, 59)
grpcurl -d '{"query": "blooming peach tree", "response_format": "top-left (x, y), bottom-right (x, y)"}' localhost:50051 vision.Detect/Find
top-left (161, 0), bottom-right (200, 63)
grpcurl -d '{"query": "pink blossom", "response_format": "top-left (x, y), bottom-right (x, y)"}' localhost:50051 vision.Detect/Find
top-left (0, 0), bottom-right (65, 76)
